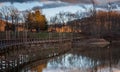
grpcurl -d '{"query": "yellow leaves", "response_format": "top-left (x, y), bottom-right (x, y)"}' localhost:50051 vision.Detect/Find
top-left (27, 10), bottom-right (47, 31)
top-left (27, 13), bottom-right (33, 20)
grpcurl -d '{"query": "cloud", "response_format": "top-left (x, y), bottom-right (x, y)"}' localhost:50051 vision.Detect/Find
top-left (94, 0), bottom-right (120, 4)
top-left (48, 0), bottom-right (120, 4)
top-left (0, 3), bottom-right (3, 6)
top-left (0, 0), bottom-right (120, 4)
top-left (60, 0), bottom-right (91, 4)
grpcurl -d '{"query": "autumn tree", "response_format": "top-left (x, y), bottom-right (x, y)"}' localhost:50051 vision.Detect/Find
top-left (26, 10), bottom-right (47, 32)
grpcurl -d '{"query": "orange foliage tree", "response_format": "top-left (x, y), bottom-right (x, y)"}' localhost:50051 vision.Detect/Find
top-left (26, 10), bottom-right (47, 32)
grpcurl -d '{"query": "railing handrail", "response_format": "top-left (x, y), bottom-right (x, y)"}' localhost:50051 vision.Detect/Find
top-left (0, 38), bottom-right (72, 48)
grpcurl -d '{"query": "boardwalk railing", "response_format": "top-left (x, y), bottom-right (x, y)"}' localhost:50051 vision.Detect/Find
top-left (0, 32), bottom-right (73, 72)
top-left (0, 32), bottom-right (73, 48)
top-left (0, 38), bottom-right (72, 48)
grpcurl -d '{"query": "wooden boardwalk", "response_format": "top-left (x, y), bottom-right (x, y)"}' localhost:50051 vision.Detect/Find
top-left (0, 38), bottom-right (72, 72)
top-left (0, 32), bottom-right (84, 72)
top-left (0, 38), bottom-right (71, 48)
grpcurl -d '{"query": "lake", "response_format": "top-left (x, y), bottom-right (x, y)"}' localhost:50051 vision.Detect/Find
top-left (20, 43), bottom-right (120, 72)
top-left (0, 1), bottom-right (120, 72)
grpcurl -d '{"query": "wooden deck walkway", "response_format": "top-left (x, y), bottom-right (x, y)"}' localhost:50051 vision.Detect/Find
top-left (0, 38), bottom-right (71, 48)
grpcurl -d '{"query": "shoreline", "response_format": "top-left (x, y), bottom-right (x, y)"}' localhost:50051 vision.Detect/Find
top-left (73, 37), bottom-right (110, 48)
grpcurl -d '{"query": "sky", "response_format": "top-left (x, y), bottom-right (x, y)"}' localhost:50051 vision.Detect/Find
top-left (94, 0), bottom-right (120, 4)
top-left (0, 0), bottom-right (120, 4)
top-left (0, 0), bottom-right (120, 22)
top-left (41, 0), bottom-right (120, 4)
top-left (0, 1), bottom-right (91, 14)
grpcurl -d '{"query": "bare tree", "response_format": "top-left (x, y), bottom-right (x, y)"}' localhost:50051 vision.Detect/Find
top-left (0, 6), bottom-right (11, 40)
top-left (0, 6), bottom-right (11, 31)
top-left (0, 12), bottom-right (2, 31)
top-left (8, 6), bottom-right (20, 31)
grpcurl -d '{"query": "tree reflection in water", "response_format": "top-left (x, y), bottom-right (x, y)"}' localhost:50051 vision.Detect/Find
top-left (21, 43), bottom-right (120, 72)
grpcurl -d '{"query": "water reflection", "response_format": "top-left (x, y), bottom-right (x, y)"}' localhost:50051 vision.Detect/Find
top-left (21, 44), bottom-right (120, 72)
top-left (31, 64), bottom-right (47, 72)
top-left (47, 54), bottom-right (99, 69)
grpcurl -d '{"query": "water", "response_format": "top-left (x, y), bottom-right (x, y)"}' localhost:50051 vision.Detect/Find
top-left (20, 43), bottom-right (120, 72)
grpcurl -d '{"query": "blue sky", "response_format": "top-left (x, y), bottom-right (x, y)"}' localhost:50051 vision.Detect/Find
top-left (0, 0), bottom-right (120, 22)
top-left (0, 1), bottom-right (92, 21)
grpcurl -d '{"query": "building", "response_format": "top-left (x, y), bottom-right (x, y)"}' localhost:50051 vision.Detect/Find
top-left (0, 20), bottom-right (6, 31)
top-left (48, 25), bottom-right (72, 32)
top-left (0, 19), bottom-right (25, 32)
